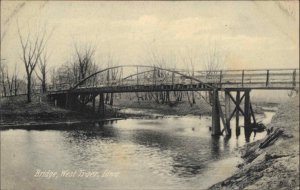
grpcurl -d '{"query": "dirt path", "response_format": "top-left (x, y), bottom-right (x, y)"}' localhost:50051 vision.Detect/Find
top-left (209, 95), bottom-right (299, 189)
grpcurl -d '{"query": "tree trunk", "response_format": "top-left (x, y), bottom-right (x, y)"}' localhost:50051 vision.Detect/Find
top-left (2, 81), bottom-right (6, 97)
top-left (27, 76), bottom-right (32, 102)
top-left (14, 77), bottom-right (18, 95)
top-left (42, 81), bottom-right (46, 93)
top-left (42, 73), bottom-right (46, 93)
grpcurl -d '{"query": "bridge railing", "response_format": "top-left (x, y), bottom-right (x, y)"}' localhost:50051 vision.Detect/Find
top-left (48, 68), bottom-right (299, 92)
top-left (191, 69), bottom-right (299, 88)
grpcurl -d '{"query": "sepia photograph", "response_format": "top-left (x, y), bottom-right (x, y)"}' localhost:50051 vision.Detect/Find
top-left (0, 1), bottom-right (299, 189)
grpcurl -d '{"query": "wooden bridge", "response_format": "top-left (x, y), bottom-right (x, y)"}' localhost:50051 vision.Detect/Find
top-left (47, 66), bottom-right (299, 137)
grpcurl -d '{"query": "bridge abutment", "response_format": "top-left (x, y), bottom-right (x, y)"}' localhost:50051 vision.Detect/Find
top-left (98, 93), bottom-right (105, 116)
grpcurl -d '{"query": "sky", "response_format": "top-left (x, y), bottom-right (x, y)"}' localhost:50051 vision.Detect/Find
top-left (1, 1), bottom-right (299, 77)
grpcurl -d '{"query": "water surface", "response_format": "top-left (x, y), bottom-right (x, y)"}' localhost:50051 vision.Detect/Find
top-left (1, 112), bottom-right (274, 190)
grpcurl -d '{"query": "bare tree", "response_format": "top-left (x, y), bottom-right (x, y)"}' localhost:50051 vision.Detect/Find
top-left (146, 49), bottom-right (169, 104)
top-left (204, 42), bottom-right (226, 73)
top-left (1, 2), bottom-right (26, 42)
top-left (203, 42), bottom-right (227, 104)
top-left (18, 24), bottom-right (49, 102)
top-left (0, 61), bottom-right (7, 97)
top-left (105, 54), bottom-right (119, 105)
top-left (53, 42), bottom-right (98, 106)
top-left (181, 50), bottom-right (197, 106)
top-left (6, 67), bottom-right (13, 96)
top-left (74, 43), bottom-right (96, 82)
top-left (35, 51), bottom-right (49, 93)
top-left (13, 73), bottom-right (20, 96)
top-left (0, 62), bottom-right (22, 97)
top-left (48, 67), bottom-right (56, 90)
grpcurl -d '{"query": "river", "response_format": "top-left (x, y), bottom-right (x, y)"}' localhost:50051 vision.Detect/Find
top-left (1, 111), bottom-right (275, 190)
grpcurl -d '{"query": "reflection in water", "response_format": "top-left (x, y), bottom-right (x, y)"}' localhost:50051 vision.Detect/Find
top-left (1, 112), bottom-right (275, 190)
top-left (244, 126), bottom-right (252, 143)
top-left (236, 126), bottom-right (241, 137)
top-left (210, 136), bottom-right (221, 159)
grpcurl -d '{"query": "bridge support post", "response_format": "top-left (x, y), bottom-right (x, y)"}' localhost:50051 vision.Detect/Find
top-left (225, 91), bottom-right (232, 136)
top-left (244, 90), bottom-right (251, 141)
top-left (236, 91), bottom-right (241, 136)
top-left (244, 90), bottom-right (251, 127)
top-left (98, 93), bottom-right (105, 117)
top-left (211, 89), bottom-right (221, 136)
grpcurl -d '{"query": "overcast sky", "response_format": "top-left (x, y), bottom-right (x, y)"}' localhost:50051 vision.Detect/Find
top-left (1, 1), bottom-right (299, 76)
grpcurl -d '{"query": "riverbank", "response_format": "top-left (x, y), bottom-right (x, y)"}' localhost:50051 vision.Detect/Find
top-left (209, 95), bottom-right (299, 189)
top-left (0, 95), bottom-right (123, 129)
top-left (1, 95), bottom-right (77, 122)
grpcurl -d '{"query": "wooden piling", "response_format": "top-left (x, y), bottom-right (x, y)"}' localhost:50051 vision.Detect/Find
top-left (243, 90), bottom-right (251, 142)
top-left (244, 90), bottom-right (251, 127)
top-left (225, 91), bottom-right (231, 135)
top-left (236, 91), bottom-right (240, 136)
top-left (211, 89), bottom-right (221, 136)
top-left (98, 93), bottom-right (105, 116)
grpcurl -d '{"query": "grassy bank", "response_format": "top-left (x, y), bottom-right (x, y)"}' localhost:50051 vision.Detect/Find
top-left (0, 95), bottom-right (120, 129)
top-left (209, 95), bottom-right (299, 189)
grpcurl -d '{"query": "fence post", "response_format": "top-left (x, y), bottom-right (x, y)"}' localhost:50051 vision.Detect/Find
top-left (266, 70), bottom-right (269, 86)
top-left (153, 68), bottom-right (156, 85)
top-left (219, 70), bottom-right (223, 88)
top-left (242, 70), bottom-right (244, 87)
top-left (293, 69), bottom-right (296, 87)
top-left (137, 66), bottom-right (139, 85)
top-left (172, 72), bottom-right (174, 86)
